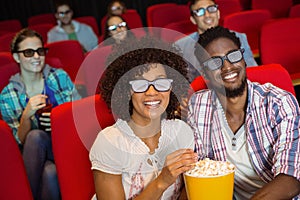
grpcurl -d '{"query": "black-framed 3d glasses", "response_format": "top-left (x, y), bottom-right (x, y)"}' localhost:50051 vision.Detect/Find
top-left (129, 78), bottom-right (173, 93)
top-left (192, 4), bottom-right (218, 17)
top-left (203, 49), bottom-right (245, 71)
top-left (111, 6), bottom-right (123, 11)
top-left (57, 10), bottom-right (72, 17)
top-left (15, 47), bottom-right (48, 57)
top-left (108, 21), bottom-right (127, 31)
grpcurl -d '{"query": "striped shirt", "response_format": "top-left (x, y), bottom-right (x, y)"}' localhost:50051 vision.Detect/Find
top-left (188, 80), bottom-right (300, 199)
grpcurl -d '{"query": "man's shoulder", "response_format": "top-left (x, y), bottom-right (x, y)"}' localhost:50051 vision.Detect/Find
top-left (176, 32), bottom-right (199, 45)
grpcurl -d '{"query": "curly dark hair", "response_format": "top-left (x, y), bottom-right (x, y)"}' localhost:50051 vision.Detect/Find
top-left (99, 36), bottom-right (190, 121)
top-left (195, 26), bottom-right (241, 65)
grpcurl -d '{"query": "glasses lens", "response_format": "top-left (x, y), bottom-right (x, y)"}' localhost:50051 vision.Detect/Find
top-left (58, 10), bottom-right (71, 17)
top-left (23, 49), bottom-right (35, 57)
top-left (206, 57), bottom-right (223, 70)
top-left (154, 79), bottom-right (173, 92)
top-left (108, 25), bottom-right (117, 31)
top-left (207, 5), bottom-right (218, 13)
top-left (37, 48), bottom-right (47, 56)
top-left (227, 50), bottom-right (243, 63)
top-left (119, 22), bottom-right (126, 27)
top-left (112, 6), bottom-right (122, 11)
top-left (194, 8), bottom-right (205, 17)
top-left (130, 80), bottom-right (148, 93)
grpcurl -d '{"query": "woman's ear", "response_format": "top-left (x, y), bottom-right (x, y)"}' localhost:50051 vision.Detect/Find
top-left (12, 53), bottom-right (20, 63)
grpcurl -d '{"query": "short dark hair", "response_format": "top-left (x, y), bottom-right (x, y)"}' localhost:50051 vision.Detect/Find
top-left (11, 28), bottom-right (44, 54)
top-left (54, 0), bottom-right (73, 12)
top-left (100, 36), bottom-right (190, 121)
top-left (195, 26), bottom-right (241, 64)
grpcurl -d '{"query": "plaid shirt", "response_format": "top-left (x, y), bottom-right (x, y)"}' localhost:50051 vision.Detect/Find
top-left (0, 65), bottom-right (81, 144)
top-left (188, 80), bottom-right (300, 198)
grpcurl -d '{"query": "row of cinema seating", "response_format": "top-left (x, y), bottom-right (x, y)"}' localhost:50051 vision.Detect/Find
top-left (0, 63), bottom-right (296, 200)
top-left (0, 17), bottom-right (300, 98)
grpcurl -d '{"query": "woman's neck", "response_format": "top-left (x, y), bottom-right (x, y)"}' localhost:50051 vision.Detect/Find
top-left (21, 73), bottom-right (44, 97)
top-left (128, 117), bottom-right (161, 139)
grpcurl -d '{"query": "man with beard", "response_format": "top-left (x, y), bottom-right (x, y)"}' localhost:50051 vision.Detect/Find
top-left (188, 26), bottom-right (300, 200)
top-left (47, 1), bottom-right (98, 52)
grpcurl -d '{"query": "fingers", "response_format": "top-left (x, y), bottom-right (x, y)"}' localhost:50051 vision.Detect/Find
top-left (165, 149), bottom-right (197, 166)
top-left (165, 149), bottom-right (198, 174)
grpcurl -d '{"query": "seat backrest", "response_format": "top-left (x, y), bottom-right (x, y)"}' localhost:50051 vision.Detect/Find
top-left (223, 9), bottom-right (272, 57)
top-left (0, 19), bottom-right (22, 33)
top-left (260, 18), bottom-right (300, 78)
top-left (0, 51), bottom-right (14, 67)
top-left (75, 16), bottom-right (100, 36)
top-left (0, 32), bottom-right (17, 52)
top-left (28, 23), bottom-right (55, 44)
top-left (0, 120), bottom-right (33, 200)
top-left (146, 3), bottom-right (178, 27)
top-left (251, 0), bottom-right (293, 18)
top-left (191, 64), bottom-right (296, 96)
top-left (79, 45), bottom-right (112, 96)
top-left (0, 62), bottom-right (20, 93)
top-left (215, 0), bottom-right (242, 25)
top-left (121, 9), bottom-right (144, 30)
top-left (147, 4), bottom-right (189, 28)
top-left (289, 4), bottom-right (300, 18)
top-left (45, 40), bottom-right (85, 83)
top-left (27, 13), bottom-right (56, 26)
top-left (51, 95), bottom-right (115, 200)
top-left (160, 20), bottom-right (196, 43)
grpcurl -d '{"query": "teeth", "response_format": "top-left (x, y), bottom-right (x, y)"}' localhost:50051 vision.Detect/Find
top-left (224, 73), bottom-right (237, 80)
top-left (144, 101), bottom-right (160, 105)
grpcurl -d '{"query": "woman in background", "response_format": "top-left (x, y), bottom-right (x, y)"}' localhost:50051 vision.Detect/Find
top-left (0, 28), bottom-right (81, 200)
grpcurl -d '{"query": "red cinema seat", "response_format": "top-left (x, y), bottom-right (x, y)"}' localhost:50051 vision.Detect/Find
top-left (51, 95), bottom-right (115, 200)
top-left (75, 16), bottom-right (100, 36)
top-left (45, 40), bottom-right (85, 83)
top-left (0, 19), bottom-right (22, 33)
top-left (252, 0), bottom-right (293, 18)
top-left (146, 3), bottom-right (177, 27)
top-left (289, 4), bottom-right (300, 18)
top-left (0, 120), bottom-right (33, 200)
top-left (223, 9), bottom-right (272, 57)
top-left (0, 32), bottom-right (17, 52)
top-left (260, 18), bottom-right (300, 81)
top-left (28, 23), bottom-right (54, 44)
top-left (0, 62), bottom-right (20, 93)
top-left (215, 0), bottom-right (243, 26)
top-left (27, 13), bottom-right (56, 26)
top-left (79, 45), bottom-right (112, 96)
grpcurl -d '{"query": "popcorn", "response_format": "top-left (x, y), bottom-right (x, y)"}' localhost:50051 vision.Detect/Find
top-left (186, 158), bottom-right (235, 177)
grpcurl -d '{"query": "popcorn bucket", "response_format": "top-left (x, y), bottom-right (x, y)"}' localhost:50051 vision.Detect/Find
top-left (184, 171), bottom-right (234, 200)
top-left (183, 159), bottom-right (235, 200)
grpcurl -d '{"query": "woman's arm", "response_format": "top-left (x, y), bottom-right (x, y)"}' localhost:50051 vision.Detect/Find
top-left (93, 170), bottom-right (125, 200)
top-left (133, 149), bottom-right (197, 200)
top-left (18, 94), bottom-right (48, 143)
top-left (251, 174), bottom-right (300, 200)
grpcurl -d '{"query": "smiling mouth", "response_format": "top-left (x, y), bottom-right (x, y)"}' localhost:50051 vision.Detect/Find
top-left (223, 72), bottom-right (238, 80)
top-left (144, 100), bottom-right (160, 106)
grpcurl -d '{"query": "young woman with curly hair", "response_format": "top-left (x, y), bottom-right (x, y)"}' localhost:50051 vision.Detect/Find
top-left (89, 36), bottom-right (197, 200)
